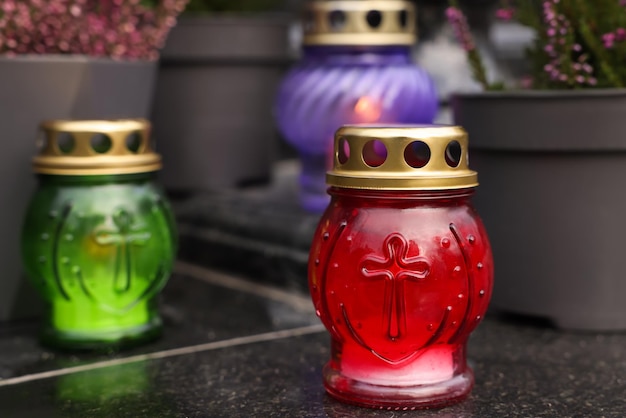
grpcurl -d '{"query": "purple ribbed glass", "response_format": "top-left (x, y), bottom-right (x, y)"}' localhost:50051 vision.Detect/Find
top-left (275, 46), bottom-right (438, 212)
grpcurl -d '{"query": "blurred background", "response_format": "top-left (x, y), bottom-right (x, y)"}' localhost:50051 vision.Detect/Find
top-left (153, 0), bottom-right (534, 180)
top-left (3, 2), bottom-right (626, 416)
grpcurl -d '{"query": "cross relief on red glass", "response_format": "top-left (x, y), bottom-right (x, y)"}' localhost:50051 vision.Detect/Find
top-left (360, 233), bottom-right (430, 340)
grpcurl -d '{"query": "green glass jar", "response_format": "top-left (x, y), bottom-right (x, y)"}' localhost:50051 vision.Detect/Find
top-left (21, 120), bottom-right (177, 350)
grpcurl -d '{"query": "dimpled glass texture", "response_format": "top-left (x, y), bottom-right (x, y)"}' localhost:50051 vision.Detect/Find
top-left (275, 46), bottom-right (438, 212)
top-left (309, 187), bottom-right (493, 409)
top-left (21, 173), bottom-right (177, 350)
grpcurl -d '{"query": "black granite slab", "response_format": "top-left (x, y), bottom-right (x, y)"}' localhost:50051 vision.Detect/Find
top-left (1, 313), bottom-right (625, 417)
top-left (173, 162), bottom-right (319, 293)
top-left (0, 271), bottom-right (317, 380)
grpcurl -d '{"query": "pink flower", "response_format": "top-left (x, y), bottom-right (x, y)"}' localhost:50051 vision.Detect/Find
top-left (520, 75), bottom-right (533, 89)
top-left (495, 8), bottom-right (515, 21)
top-left (603, 32), bottom-right (616, 48)
top-left (0, 0), bottom-right (188, 60)
top-left (1, 2), bottom-right (16, 13)
top-left (446, 6), bottom-right (475, 51)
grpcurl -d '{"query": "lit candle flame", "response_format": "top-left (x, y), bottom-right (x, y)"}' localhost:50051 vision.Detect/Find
top-left (354, 96), bottom-right (382, 122)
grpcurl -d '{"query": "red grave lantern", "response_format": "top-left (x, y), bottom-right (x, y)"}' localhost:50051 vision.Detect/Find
top-left (309, 125), bottom-right (493, 409)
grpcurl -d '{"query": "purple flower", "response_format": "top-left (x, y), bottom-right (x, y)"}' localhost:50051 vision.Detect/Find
top-left (549, 69), bottom-right (560, 80)
top-left (449, 0), bottom-right (620, 88)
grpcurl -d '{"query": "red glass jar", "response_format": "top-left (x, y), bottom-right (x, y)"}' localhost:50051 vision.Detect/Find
top-left (309, 125), bottom-right (493, 409)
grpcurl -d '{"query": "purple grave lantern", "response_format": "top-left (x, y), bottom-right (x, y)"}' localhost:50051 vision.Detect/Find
top-left (275, 0), bottom-right (438, 212)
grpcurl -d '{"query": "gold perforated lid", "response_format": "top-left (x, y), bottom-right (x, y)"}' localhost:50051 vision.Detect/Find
top-left (303, 0), bottom-right (416, 46)
top-left (327, 125), bottom-right (478, 190)
top-left (33, 119), bottom-right (162, 176)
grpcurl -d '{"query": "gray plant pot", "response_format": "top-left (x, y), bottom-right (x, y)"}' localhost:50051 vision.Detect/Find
top-left (452, 89), bottom-right (626, 330)
top-left (152, 15), bottom-right (291, 191)
top-left (0, 55), bottom-right (156, 322)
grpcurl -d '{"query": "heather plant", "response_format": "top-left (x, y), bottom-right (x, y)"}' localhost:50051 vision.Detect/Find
top-left (0, 0), bottom-right (188, 60)
top-left (447, 0), bottom-right (626, 90)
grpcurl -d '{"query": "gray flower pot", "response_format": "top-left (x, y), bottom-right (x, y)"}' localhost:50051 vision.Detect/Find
top-left (151, 15), bottom-right (291, 191)
top-left (0, 55), bottom-right (156, 322)
top-left (452, 89), bottom-right (626, 330)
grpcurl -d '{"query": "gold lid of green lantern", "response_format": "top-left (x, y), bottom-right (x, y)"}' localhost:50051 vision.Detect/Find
top-left (34, 119), bottom-right (162, 176)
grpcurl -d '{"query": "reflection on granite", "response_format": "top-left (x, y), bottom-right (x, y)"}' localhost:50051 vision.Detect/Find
top-left (1, 314), bottom-right (625, 417)
top-left (0, 271), bottom-right (317, 380)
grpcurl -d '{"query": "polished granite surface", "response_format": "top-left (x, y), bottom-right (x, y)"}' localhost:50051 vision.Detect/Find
top-left (1, 170), bottom-right (626, 417)
top-left (2, 253), bottom-right (626, 417)
top-left (1, 289), bottom-right (625, 417)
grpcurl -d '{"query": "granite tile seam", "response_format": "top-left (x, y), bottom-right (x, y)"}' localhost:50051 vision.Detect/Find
top-left (174, 260), bottom-right (314, 313)
top-left (0, 324), bottom-right (325, 388)
top-left (177, 222), bottom-right (309, 264)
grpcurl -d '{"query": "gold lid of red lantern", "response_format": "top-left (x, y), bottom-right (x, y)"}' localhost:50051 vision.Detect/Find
top-left (303, 0), bottom-right (416, 46)
top-left (33, 119), bottom-right (162, 176)
top-left (327, 125), bottom-right (478, 190)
